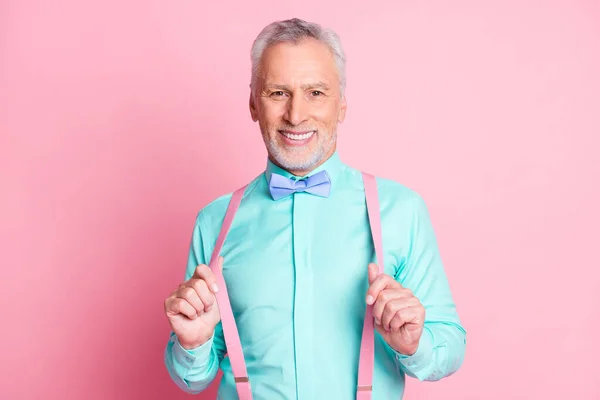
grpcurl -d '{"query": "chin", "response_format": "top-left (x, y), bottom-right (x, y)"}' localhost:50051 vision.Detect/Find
top-left (265, 131), bottom-right (334, 172)
top-left (276, 149), bottom-right (324, 172)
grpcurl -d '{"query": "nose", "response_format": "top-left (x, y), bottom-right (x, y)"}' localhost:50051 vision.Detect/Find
top-left (283, 94), bottom-right (309, 126)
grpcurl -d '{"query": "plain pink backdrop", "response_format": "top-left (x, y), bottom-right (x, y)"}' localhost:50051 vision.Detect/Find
top-left (1, 1), bottom-right (599, 399)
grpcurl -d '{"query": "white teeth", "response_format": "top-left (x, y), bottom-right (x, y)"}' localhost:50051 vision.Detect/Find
top-left (282, 131), bottom-right (314, 140)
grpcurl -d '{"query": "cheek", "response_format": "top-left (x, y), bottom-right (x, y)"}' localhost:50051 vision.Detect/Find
top-left (259, 99), bottom-right (284, 115)
top-left (311, 102), bottom-right (339, 125)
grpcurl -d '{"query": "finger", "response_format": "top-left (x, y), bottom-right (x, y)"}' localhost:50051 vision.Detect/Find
top-left (390, 307), bottom-right (423, 332)
top-left (192, 264), bottom-right (220, 293)
top-left (368, 263), bottom-right (379, 284)
top-left (166, 297), bottom-right (197, 320)
top-left (189, 278), bottom-right (216, 312)
top-left (372, 289), bottom-right (402, 324)
top-left (389, 313), bottom-right (403, 332)
top-left (381, 297), bottom-right (420, 331)
top-left (176, 286), bottom-right (205, 315)
top-left (366, 274), bottom-right (400, 305)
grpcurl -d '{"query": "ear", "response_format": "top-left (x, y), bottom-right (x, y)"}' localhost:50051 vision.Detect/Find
top-left (338, 95), bottom-right (347, 123)
top-left (249, 90), bottom-right (258, 122)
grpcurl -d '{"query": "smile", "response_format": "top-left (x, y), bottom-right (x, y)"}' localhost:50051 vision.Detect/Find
top-left (279, 130), bottom-right (315, 141)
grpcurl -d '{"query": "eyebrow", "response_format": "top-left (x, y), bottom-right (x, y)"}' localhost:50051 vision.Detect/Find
top-left (264, 81), bottom-right (331, 91)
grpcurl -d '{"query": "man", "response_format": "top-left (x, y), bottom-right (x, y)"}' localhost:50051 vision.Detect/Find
top-left (164, 18), bottom-right (466, 399)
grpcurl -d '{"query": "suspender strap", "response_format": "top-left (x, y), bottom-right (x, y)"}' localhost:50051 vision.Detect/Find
top-left (209, 172), bottom-right (383, 400)
top-left (357, 172), bottom-right (384, 399)
top-left (209, 185), bottom-right (253, 400)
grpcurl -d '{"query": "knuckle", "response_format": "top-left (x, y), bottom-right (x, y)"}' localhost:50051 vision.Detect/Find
top-left (171, 298), bottom-right (182, 311)
top-left (383, 300), bottom-right (395, 314)
top-left (395, 312), bottom-right (404, 322)
top-left (401, 285), bottom-right (410, 293)
top-left (182, 287), bottom-right (195, 298)
top-left (380, 290), bottom-right (393, 302)
top-left (191, 279), bottom-right (206, 292)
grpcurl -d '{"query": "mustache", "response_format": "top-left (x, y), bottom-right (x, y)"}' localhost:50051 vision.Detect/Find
top-left (276, 126), bottom-right (318, 132)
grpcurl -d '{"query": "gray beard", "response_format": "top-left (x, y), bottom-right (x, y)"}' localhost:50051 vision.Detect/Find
top-left (265, 131), bottom-right (337, 174)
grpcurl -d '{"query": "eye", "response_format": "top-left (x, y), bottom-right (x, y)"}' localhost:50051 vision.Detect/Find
top-left (310, 91), bottom-right (324, 97)
top-left (271, 91), bottom-right (285, 97)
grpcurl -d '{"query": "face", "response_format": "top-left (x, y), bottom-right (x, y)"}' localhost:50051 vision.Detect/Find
top-left (249, 37), bottom-right (347, 176)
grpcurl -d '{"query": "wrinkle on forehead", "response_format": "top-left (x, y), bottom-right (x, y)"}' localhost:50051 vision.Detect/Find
top-left (256, 38), bottom-right (340, 94)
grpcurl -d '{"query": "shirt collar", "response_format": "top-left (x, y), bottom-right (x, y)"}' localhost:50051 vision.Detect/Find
top-left (264, 151), bottom-right (345, 185)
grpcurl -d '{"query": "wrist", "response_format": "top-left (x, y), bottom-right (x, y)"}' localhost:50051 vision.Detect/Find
top-left (390, 341), bottom-right (418, 356)
top-left (178, 332), bottom-right (213, 350)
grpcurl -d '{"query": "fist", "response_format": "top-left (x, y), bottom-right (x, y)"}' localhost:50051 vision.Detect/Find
top-left (366, 263), bottom-right (425, 356)
top-left (164, 257), bottom-right (223, 350)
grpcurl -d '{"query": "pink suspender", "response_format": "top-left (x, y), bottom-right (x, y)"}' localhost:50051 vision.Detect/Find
top-left (209, 172), bottom-right (383, 400)
top-left (208, 187), bottom-right (252, 399)
top-left (357, 172), bottom-right (385, 399)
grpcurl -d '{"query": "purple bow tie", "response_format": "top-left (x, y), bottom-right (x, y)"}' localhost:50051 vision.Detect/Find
top-left (269, 170), bottom-right (331, 201)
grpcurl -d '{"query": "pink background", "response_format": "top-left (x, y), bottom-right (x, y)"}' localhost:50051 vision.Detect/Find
top-left (1, 1), bottom-right (599, 399)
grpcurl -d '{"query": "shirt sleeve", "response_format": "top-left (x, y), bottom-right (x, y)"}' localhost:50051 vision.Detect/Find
top-left (164, 211), bottom-right (227, 393)
top-left (390, 194), bottom-right (467, 381)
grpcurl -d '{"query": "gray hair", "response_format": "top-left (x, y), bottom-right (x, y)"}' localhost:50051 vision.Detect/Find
top-left (250, 18), bottom-right (347, 97)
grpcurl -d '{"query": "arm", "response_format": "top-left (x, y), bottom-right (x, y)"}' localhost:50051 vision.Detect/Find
top-left (164, 212), bottom-right (227, 393)
top-left (393, 194), bottom-right (466, 381)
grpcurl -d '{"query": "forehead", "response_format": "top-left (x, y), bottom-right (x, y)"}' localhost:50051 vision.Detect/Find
top-left (259, 38), bottom-right (338, 85)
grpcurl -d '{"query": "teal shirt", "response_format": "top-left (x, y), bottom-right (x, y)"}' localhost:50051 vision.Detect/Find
top-left (164, 152), bottom-right (466, 399)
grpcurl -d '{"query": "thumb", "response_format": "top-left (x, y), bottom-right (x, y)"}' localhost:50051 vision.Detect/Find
top-left (368, 263), bottom-right (378, 283)
top-left (218, 256), bottom-right (224, 272)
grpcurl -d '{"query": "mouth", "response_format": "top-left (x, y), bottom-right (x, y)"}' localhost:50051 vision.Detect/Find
top-left (279, 130), bottom-right (316, 143)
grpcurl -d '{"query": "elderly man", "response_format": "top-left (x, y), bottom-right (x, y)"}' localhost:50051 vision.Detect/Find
top-left (164, 18), bottom-right (466, 399)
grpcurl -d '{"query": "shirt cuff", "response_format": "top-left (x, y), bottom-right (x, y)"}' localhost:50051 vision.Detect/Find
top-left (171, 332), bottom-right (215, 369)
top-left (393, 329), bottom-right (434, 379)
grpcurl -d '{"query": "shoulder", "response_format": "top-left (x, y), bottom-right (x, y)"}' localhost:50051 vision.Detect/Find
top-left (346, 164), bottom-right (430, 224)
top-left (195, 172), bottom-right (264, 232)
top-left (344, 164), bottom-right (425, 209)
top-left (371, 175), bottom-right (433, 229)
top-left (375, 176), bottom-right (424, 207)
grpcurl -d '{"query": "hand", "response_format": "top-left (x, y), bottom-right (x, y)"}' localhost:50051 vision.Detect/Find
top-left (366, 263), bottom-right (425, 356)
top-left (164, 257), bottom-right (223, 350)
